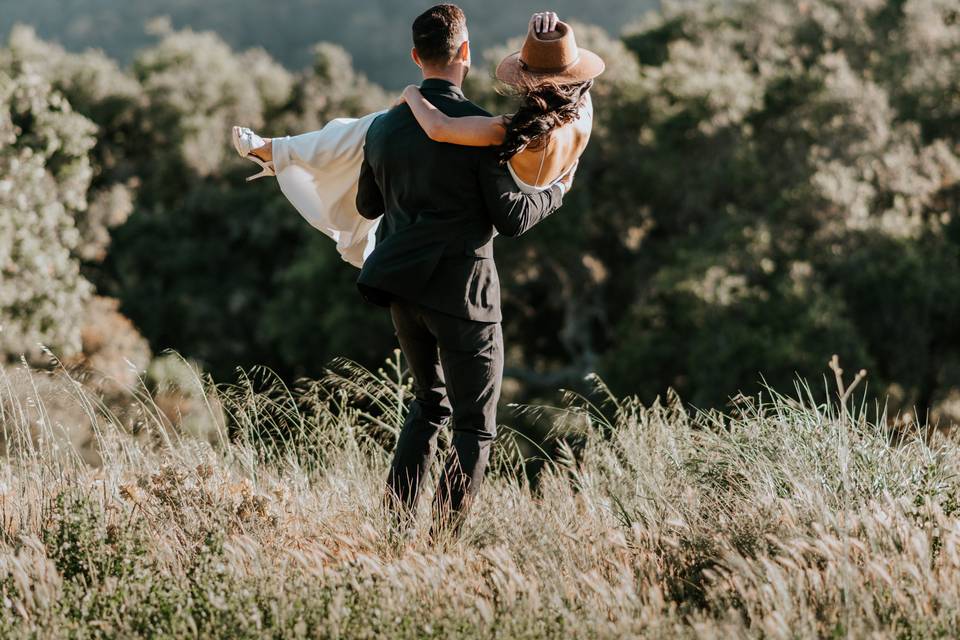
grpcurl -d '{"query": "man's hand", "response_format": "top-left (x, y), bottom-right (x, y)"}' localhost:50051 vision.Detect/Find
top-left (530, 11), bottom-right (559, 33)
top-left (558, 159), bottom-right (578, 193)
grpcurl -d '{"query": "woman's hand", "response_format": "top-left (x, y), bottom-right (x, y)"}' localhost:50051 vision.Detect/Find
top-left (402, 85), bottom-right (421, 104)
top-left (530, 11), bottom-right (559, 33)
top-left (394, 85), bottom-right (419, 107)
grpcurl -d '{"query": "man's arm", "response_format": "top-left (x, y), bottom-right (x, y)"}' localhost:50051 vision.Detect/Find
top-left (479, 155), bottom-right (565, 237)
top-left (356, 149), bottom-right (385, 220)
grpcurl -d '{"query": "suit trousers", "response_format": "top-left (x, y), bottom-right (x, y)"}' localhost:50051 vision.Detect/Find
top-left (386, 300), bottom-right (503, 531)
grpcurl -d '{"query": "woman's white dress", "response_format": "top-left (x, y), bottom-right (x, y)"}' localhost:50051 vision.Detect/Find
top-left (271, 110), bottom-right (559, 267)
top-left (271, 110), bottom-right (386, 267)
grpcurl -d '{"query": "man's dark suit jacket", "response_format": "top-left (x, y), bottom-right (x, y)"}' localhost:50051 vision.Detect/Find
top-left (355, 78), bottom-right (565, 324)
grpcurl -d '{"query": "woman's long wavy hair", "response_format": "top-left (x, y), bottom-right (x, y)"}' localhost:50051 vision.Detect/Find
top-left (499, 79), bottom-right (593, 163)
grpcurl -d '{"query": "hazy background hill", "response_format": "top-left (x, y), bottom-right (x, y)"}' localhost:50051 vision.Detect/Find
top-left (0, 0), bottom-right (659, 87)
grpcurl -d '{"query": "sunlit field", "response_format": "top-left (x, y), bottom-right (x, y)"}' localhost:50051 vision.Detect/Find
top-left (2, 356), bottom-right (958, 639)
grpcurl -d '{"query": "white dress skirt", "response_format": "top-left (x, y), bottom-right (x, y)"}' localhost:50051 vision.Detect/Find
top-left (271, 110), bottom-right (387, 268)
top-left (270, 110), bottom-right (560, 268)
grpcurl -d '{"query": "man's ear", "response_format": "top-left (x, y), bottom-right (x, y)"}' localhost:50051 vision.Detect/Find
top-left (457, 40), bottom-right (470, 63)
top-left (411, 47), bottom-right (422, 69)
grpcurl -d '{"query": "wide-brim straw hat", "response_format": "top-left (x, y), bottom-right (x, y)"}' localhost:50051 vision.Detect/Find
top-left (495, 21), bottom-right (605, 87)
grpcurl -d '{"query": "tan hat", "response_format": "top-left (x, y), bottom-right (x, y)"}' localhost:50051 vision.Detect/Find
top-left (495, 21), bottom-right (605, 87)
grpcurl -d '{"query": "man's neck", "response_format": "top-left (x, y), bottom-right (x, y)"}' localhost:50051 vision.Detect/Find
top-left (421, 67), bottom-right (464, 88)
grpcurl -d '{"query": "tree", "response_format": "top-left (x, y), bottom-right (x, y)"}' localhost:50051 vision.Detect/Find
top-left (0, 27), bottom-right (150, 379)
top-left (0, 42), bottom-right (96, 360)
top-left (5, 3), bottom-right (958, 424)
top-left (99, 28), bottom-right (395, 381)
top-left (592, 0), bottom-right (960, 416)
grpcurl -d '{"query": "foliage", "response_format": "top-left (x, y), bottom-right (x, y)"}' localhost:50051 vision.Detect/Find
top-left (89, 27), bottom-right (396, 381)
top-left (0, 27), bottom-right (151, 387)
top-left (0, 38), bottom-right (96, 359)
top-left (603, 0), bottom-right (960, 416)
top-left (464, 0), bottom-right (960, 417)
top-left (1, 1), bottom-right (959, 421)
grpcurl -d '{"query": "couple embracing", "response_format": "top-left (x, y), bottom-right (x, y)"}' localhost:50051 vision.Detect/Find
top-left (233, 5), bottom-right (604, 536)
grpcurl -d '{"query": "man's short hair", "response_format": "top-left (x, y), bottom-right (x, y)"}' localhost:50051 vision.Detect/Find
top-left (412, 4), bottom-right (467, 66)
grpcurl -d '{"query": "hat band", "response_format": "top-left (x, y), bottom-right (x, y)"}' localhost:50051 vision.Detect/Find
top-left (518, 54), bottom-right (581, 75)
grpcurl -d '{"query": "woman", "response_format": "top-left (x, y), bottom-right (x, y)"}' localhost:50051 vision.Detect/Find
top-left (232, 12), bottom-right (603, 266)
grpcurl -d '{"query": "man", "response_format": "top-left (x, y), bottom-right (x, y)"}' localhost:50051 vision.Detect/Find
top-left (355, 4), bottom-right (571, 535)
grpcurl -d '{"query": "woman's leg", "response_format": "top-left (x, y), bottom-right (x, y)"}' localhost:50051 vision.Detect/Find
top-left (250, 139), bottom-right (273, 163)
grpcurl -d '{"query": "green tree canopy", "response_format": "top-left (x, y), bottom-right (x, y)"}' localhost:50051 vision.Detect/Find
top-left (2, 1), bottom-right (958, 423)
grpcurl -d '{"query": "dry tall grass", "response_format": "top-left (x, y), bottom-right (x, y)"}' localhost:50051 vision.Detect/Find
top-left (1, 354), bottom-right (958, 638)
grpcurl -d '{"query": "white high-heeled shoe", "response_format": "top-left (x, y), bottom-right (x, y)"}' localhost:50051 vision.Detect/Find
top-left (232, 126), bottom-right (276, 181)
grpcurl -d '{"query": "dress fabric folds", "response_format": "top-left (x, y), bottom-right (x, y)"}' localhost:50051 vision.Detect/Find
top-left (271, 110), bottom-right (387, 268)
